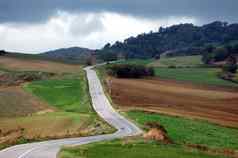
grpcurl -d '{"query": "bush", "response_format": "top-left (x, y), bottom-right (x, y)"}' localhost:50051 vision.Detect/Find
top-left (223, 64), bottom-right (237, 74)
top-left (107, 64), bottom-right (154, 78)
top-left (223, 55), bottom-right (237, 74)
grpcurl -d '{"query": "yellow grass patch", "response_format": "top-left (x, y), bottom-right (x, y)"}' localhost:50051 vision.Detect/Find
top-left (0, 56), bottom-right (81, 74)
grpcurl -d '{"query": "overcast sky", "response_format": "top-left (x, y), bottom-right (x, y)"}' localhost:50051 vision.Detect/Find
top-left (0, 0), bottom-right (237, 53)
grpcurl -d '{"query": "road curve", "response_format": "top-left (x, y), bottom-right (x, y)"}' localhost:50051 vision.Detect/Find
top-left (0, 65), bottom-right (142, 158)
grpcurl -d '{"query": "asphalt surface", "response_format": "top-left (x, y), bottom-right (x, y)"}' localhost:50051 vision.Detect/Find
top-left (0, 65), bottom-right (142, 158)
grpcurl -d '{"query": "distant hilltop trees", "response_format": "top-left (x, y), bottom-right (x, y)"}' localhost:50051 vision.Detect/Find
top-left (98, 21), bottom-right (238, 60)
top-left (0, 50), bottom-right (7, 56)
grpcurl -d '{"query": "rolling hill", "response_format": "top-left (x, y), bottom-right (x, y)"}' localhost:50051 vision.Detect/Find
top-left (40, 47), bottom-right (95, 63)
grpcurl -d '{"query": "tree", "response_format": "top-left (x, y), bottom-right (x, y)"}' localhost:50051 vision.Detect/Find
top-left (103, 43), bottom-right (111, 49)
top-left (223, 55), bottom-right (237, 73)
top-left (154, 54), bottom-right (161, 60)
top-left (99, 21), bottom-right (238, 61)
top-left (0, 50), bottom-right (6, 56)
top-left (202, 45), bottom-right (215, 64)
top-left (213, 47), bottom-right (229, 61)
top-left (107, 64), bottom-right (154, 78)
top-left (205, 45), bottom-right (215, 53)
top-left (232, 43), bottom-right (238, 55)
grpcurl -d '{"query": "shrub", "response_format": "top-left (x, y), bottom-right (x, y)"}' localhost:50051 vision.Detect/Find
top-left (223, 64), bottom-right (237, 74)
top-left (222, 55), bottom-right (237, 74)
top-left (107, 64), bottom-right (154, 78)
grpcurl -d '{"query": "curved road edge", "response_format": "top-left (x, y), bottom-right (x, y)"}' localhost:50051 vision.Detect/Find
top-left (0, 65), bottom-right (143, 158)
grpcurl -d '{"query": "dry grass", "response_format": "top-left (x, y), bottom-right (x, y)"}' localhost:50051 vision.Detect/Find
top-left (0, 86), bottom-right (51, 117)
top-left (0, 56), bottom-right (81, 74)
top-left (109, 77), bottom-right (238, 128)
top-left (0, 112), bottom-right (111, 146)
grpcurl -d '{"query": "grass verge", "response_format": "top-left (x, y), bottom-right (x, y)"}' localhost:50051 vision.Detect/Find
top-left (59, 139), bottom-right (226, 158)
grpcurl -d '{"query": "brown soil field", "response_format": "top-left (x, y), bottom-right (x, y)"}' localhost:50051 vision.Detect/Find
top-left (0, 86), bottom-right (51, 117)
top-left (0, 56), bottom-right (81, 73)
top-left (109, 77), bottom-right (238, 127)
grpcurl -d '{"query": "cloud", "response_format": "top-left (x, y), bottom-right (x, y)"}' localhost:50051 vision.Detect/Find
top-left (67, 12), bottom-right (104, 36)
top-left (0, 11), bottom-right (196, 53)
top-left (0, 0), bottom-right (237, 24)
top-left (0, 0), bottom-right (236, 53)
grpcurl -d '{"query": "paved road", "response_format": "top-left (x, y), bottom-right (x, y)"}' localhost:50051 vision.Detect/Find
top-left (0, 65), bottom-right (142, 158)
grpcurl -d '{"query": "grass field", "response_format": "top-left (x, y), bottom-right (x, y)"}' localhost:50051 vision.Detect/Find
top-left (150, 55), bottom-right (203, 67)
top-left (24, 74), bottom-right (91, 113)
top-left (154, 67), bottom-right (238, 87)
top-left (59, 139), bottom-right (226, 158)
top-left (114, 59), bottom-right (154, 66)
top-left (114, 56), bottom-right (202, 67)
top-left (126, 111), bottom-right (238, 150)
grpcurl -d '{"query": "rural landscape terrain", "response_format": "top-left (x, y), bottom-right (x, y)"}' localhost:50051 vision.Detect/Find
top-left (1, 39), bottom-right (238, 157)
top-left (0, 1), bottom-right (238, 157)
top-left (0, 55), bottom-right (114, 150)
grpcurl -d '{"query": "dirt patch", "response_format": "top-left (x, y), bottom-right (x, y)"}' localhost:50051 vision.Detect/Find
top-left (109, 77), bottom-right (238, 127)
top-left (143, 122), bottom-right (172, 144)
top-left (0, 56), bottom-right (81, 74)
top-left (0, 86), bottom-right (52, 117)
top-left (0, 71), bottom-right (54, 87)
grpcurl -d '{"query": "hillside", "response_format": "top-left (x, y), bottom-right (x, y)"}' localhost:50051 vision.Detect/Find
top-left (99, 21), bottom-right (238, 59)
top-left (41, 47), bottom-right (94, 63)
top-left (0, 56), bottom-right (113, 149)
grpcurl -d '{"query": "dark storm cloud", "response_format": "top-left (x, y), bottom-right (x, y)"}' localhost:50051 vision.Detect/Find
top-left (0, 0), bottom-right (237, 24)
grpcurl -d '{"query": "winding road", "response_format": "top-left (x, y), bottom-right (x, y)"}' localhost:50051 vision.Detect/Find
top-left (0, 65), bottom-right (142, 158)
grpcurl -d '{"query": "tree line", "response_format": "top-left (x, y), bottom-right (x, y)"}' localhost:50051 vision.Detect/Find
top-left (98, 21), bottom-right (238, 60)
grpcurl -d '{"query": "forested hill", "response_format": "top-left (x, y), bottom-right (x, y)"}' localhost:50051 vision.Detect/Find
top-left (100, 21), bottom-right (238, 59)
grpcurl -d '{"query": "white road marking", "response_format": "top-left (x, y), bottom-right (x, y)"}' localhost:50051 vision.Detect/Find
top-left (17, 147), bottom-right (37, 158)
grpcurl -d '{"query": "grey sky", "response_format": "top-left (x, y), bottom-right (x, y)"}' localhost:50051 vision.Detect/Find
top-left (1, 0), bottom-right (237, 23)
top-left (0, 0), bottom-right (237, 53)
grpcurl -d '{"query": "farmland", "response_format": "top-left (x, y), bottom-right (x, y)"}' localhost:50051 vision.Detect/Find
top-left (0, 56), bottom-right (113, 149)
top-left (115, 59), bottom-right (155, 66)
top-left (0, 56), bottom-right (82, 74)
top-left (25, 76), bottom-right (91, 113)
top-left (150, 55), bottom-right (203, 67)
top-left (59, 139), bottom-right (227, 158)
top-left (127, 111), bottom-right (238, 150)
top-left (60, 110), bottom-right (238, 158)
top-left (75, 59), bottom-right (238, 158)
top-left (154, 67), bottom-right (238, 87)
top-left (108, 77), bottom-right (238, 127)
top-left (0, 86), bottom-right (50, 117)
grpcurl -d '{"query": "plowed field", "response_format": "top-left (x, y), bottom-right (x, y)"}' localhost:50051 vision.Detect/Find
top-left (109, 77), bottom-right (238, 127)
